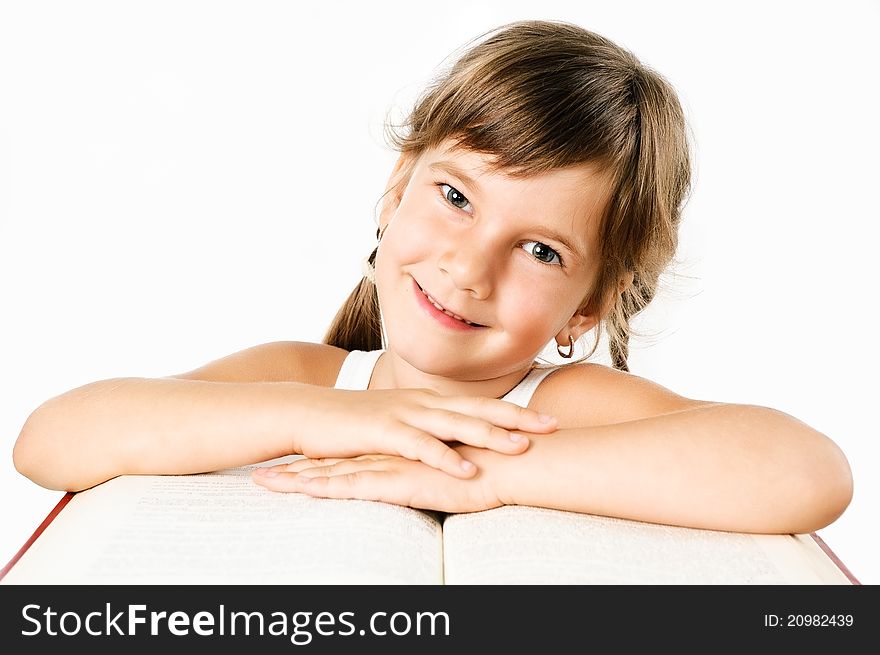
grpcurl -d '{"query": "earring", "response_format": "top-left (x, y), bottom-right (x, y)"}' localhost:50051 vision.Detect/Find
top-left (557, 335), bottom-right (575, 359)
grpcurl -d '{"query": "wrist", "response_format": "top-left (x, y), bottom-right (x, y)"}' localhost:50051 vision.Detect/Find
top-left (281, 383), bottom-right (338, 455)
top-left (457, 441), bottom-right (530, 507)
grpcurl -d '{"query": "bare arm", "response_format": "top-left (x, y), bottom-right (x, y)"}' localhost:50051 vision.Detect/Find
top-left (12, 342), bottom-right (555, 492)
top-left (12, 377), bottom-right (325, 491)
top-left (476, 402), bottom-right (853, 534)
top-left (13, 342), bottom-right (343, 491)
top-left (257, 366), bottom-right (854, 535)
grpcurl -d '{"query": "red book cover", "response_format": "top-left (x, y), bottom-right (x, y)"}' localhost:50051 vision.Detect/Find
top-left (810, 532), bottom-right (860, 584)
top-left (0, 492), bottom-right (73, 582)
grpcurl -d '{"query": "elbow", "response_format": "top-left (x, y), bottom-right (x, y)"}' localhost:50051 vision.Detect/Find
top-left (732, 406), bottom-right (853, 535)
top-left (778, 429), bottom-right (854, 535)
top-left (13, 408), bottom-right (52, 488)
top-left (806, 440), bottom-right (853, 532)
top-left (14, 379), bottom-right (140, 492)
top-left (13, 404), bottom-right (85, 492)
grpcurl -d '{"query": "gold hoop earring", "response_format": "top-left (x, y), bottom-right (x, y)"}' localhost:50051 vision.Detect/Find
top-left (557, 335), bottom-right (575, 359)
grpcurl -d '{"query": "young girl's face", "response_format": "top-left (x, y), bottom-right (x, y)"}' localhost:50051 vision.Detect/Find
top-left (376, 140), bottom-right (611, 382)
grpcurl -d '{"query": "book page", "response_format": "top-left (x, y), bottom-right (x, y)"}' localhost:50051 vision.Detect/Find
top-left (2, 461), bottom-right (443, 585)
top-left (442, 506), bottom-right (852, 584)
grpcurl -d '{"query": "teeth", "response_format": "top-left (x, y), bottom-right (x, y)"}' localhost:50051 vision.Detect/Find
top-left (425, 291), bottom-right (477, 326)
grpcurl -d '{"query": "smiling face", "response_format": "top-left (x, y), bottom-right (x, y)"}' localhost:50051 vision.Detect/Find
top-left (374, 140), bottom-right (611, 391)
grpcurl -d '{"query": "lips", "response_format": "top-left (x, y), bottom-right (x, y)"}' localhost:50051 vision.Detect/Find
top-left (414, 280), bottom-right (486, 327)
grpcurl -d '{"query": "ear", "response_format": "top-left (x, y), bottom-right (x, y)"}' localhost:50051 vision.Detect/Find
top-left (555, 313), bottom-right (598, 348)
top-left (378, 152), bottom-right (416, 232)
top-left (556, 271), bottom-right (634, 346)
top-left (598, 270), bottom-right (635, 316)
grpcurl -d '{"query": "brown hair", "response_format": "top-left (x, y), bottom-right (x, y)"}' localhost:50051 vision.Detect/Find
top-left (324, 19), bottom-right (691, 371)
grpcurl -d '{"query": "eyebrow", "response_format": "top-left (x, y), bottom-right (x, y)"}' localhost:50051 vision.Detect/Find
top-left (428, 159), bottom-right (589, 264)
top-left (428, 161), bottom-right (484, 194)
top-left (531, 228), bottom-right (587, 265)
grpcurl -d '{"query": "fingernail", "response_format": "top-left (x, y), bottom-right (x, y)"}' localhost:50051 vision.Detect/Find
top-left (538, 414), bottom-right (556, 424)
top-left (509, 432), bottom-right (524, 442)
top-left (255, 468), bottom-right (278, 477)
top-left (460, 460), bottom-right (475, 473)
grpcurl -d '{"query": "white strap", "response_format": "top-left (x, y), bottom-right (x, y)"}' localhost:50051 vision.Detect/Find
top-left (500, 366), bottom-right (559, 408)
top-left (333, 350), bottom-right (384, 391)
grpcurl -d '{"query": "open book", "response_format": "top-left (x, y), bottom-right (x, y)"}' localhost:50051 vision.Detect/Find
top-left (0, 458), bottom-right (857, 585)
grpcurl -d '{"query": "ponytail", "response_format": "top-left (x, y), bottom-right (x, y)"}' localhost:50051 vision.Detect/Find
top-left (608, 329), bottom-right (629, 373)
top-left (606, 274), bottom-right (656, 372)
top-left (322, 246), bottom-right (383, 352)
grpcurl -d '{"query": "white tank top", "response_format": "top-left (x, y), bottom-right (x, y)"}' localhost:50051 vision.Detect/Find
top-left (333, 350), bottom-right (560, 408)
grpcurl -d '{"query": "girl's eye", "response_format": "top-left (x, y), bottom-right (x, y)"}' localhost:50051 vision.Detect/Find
top-left (439, 183), bottom-right (471, 212)
top-left (522, 241), bottom-right (562, 266)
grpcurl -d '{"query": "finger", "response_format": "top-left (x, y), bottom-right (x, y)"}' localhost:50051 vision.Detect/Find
top-left (289, 470), bottom-right (410, 506)
top-left (396, 426), bottom-right (477, 479)
top-left (447, 396), bottom-right (558, 434)
top-left (267, 458), bottom-right (347, 474)
top-left (251, 459), bottom-right (351, 485)
top-left (252, 458), bottom-right (395, 489)
top-left (290, 462), bottom-right (364, 478)
top-left (410, 408), bottom-right (530, 454)
top-left (251, 469), bottom-right (304, 492)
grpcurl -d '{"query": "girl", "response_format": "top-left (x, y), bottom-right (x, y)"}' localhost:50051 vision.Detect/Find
top-left (13, 20), bottom-right (852, 535)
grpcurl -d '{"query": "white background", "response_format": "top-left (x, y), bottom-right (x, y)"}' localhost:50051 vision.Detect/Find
top-left (1, 1), bottom-right (877, 584)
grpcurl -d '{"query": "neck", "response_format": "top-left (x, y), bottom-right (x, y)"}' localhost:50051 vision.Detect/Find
top-left (371, 350), bottom-right (535, 399)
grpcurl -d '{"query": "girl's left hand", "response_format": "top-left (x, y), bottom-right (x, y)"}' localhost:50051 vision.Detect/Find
top-left (251, 450), bottom-right (501, 513)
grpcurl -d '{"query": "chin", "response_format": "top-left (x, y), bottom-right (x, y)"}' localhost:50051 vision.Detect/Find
top-left (390, 338), bottom-right (526, 383)
top-left (385, 340), bottom-right (459, 377)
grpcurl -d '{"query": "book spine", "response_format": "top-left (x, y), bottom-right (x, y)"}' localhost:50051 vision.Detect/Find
top-left (0, 492), bottom-right (74, 581)
top-left (810, 532), bottom-right (860, 585)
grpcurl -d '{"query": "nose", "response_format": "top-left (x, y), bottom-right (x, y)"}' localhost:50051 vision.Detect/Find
top-left (437, 239), bottom-right (494, 299)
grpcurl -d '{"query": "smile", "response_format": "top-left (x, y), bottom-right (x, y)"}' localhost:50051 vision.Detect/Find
top-left (413, 279), bottom-right (486, 329)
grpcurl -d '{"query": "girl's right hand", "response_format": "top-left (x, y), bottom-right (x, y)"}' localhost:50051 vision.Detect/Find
top-left (294, 387), bottom-right (558, 479)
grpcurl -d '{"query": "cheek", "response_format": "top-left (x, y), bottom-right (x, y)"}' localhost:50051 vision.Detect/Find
top-left (376, 231), bottom-right (420, 276)
top-left (500, 276), bottom-right (590, 337)
top-left (374, 220), bottom-right (432, 297)
top-left (379, 206), bottom-right (440, 266)
top-left (499, 284), bottom-right (567, 336)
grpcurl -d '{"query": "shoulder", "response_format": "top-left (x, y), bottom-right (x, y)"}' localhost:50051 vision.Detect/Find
top-left (168, 341), bottom-right (349, 386)
top-left (529, 362), bottom-right (714, 428)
